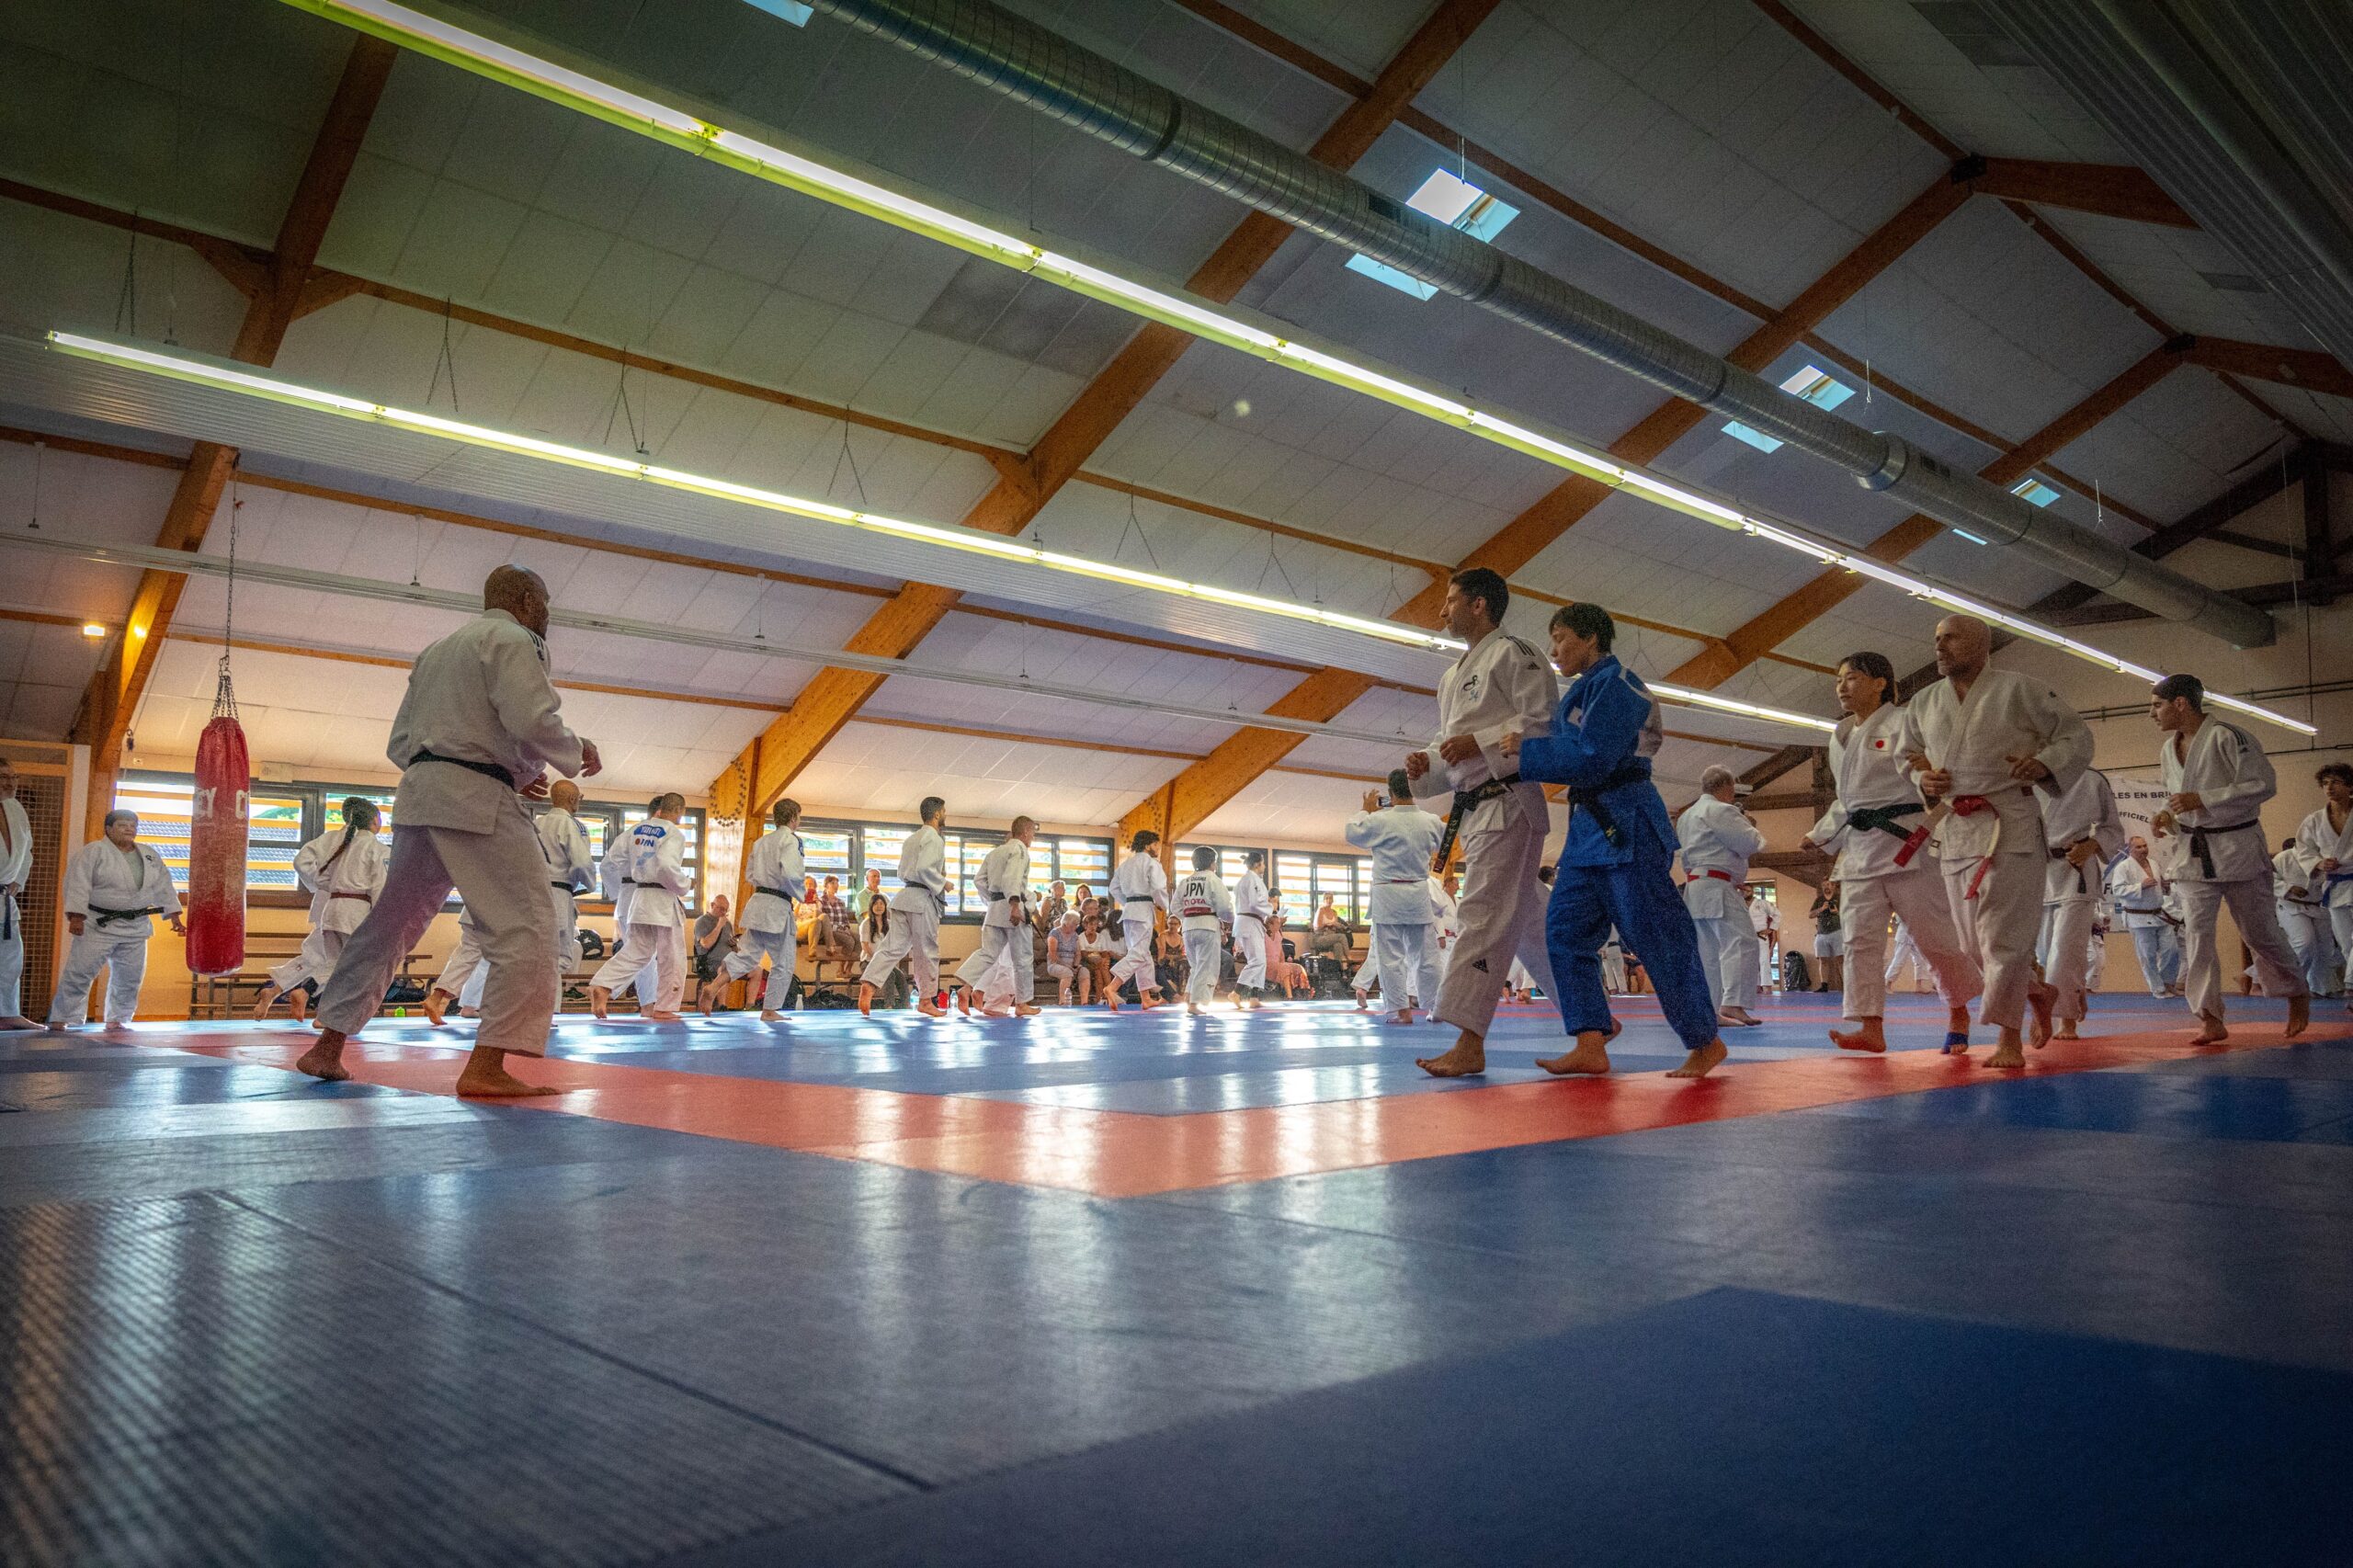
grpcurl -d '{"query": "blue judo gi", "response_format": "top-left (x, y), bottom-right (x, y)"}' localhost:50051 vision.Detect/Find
top-left (1515, 654), bottom-right (1722, 1049)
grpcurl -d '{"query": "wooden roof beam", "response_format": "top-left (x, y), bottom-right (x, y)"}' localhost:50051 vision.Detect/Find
top-left (2184, 336), bottom-right (2353, 400)
top-left (69, 36), bottom-right (397, 837)
top-left (710, 0), bottom-right (1503, 822)
top-left (1964, 156), bottom-right (2198, 228)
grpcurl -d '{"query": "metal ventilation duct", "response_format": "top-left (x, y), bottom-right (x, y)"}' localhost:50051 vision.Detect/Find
top-left (1980, 0), bottom-right (2353, 379)
top-left (800, 0), bottom-right (2274, 648)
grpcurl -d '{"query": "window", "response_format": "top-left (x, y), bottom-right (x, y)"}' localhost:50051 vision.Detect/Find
top-left (2009, 476), bottom-right (2061, 508)
top-left (1346, 168), bottom-right (1521, 300)
top-left (111, 771), bottom-right (696, 909)
top-left (745, 0), bottom-right (813, 22)
top-left (813, 819), bottom-right (1111, 923)
top-left (1177, 845), bottom-right (1262, 886)
top-left (113, 775), bottom-right (308, 893)
top-left (1723, 364), bottom-right (1854, 453)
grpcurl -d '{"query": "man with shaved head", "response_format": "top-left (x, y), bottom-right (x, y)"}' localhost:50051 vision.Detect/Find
top-left (1897, 614), bottom-right (2092, 1069)
top-left (539, 777), bottom-right (597, 984)
top-left (301, 565), bottom-right (600, 1096)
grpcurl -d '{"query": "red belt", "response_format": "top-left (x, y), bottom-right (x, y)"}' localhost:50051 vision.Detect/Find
top-left (1697, 869), bottom-right (1735, 882)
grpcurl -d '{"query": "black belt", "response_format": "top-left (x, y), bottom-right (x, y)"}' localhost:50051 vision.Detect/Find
top-left (1564, 761), bottom-right (1651, 849)
top-left (1433, 775), bottom-right (1520, 871)
top-left (550, 881), bottom-right (574, 891)
top-left (754, 886), bottom-right (796, 902)
top-left (1847, 801), bottom-right (1922, 841)
top-left (90, 904), bottom-right (166, 928)
top-left (2186, 820), bottom-right (2260, 878)
top-left (409, 750), bottom-right (515, 789)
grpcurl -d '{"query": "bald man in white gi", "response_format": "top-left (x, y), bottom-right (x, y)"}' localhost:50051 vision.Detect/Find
top-left (1679, 766), bottom-right (1768, 1028)
top-left (301, 566), bottom-right (598, 1096)
top-left (2037, 767), bottom-right (2124, 1040)
top-left (2149, 673), bottom-right (2310, 1043)
top-left (709, 797), bottom-right (806, 1020)
top-left (1898, 615), bottom-right (2092, 1069)
top-left (1345, 773), bottom-right (1444, 1024)
top-left (1407, 568), bottom-right (1560, 1077)
top-left (48, 811), bottom-right (183, 1030)
top-left (590, 793), bottom-right (691, 1021)
top-left (957, 817), bottom-right (1040, 1017)
top-left (0, 759), bottom-right (38, 1030)
top-left (859, 795), bottom-right (949, 1017)
top-left (540, 778), bottom-right (596, 982)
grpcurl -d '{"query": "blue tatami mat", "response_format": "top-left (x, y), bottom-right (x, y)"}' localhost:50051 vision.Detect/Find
top-left (684, 1287), bottom-right (2353, 1568)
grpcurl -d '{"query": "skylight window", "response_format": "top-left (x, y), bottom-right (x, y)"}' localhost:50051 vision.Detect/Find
top-left (2009, 476), bottom-right (2062, 507)
top-left (1722, 364), bottom-right (1855, 453)
top-left (743, 0), bottom-right (813, 23)
top-left (1345, 168), bottom-right (1520, 300)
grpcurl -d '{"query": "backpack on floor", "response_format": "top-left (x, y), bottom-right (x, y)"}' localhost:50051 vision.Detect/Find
top-left (1780, 952), bottom-right (1811, 993)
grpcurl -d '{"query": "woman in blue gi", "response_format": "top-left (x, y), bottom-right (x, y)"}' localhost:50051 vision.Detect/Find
top-left (1503, 603), bottom-right (1730, 1079)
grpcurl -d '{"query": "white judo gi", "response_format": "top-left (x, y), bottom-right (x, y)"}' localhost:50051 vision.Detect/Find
top-left (1107, 848), bottom-right (1169, 998)
top-left (2157, 717), bottom-right (2308, 1021)
top-left (539, 805), bottom-right (596, 978)
top-left (1174, 867), bottom-right (1233, 1006)
top-left (2271, 846), bottom-right (2336, 997)
top-left (861, 824), bottom-right (947, 1001)
top-left (1406, 628), bottom-right (1560, 1036)
top-left (1429, 878), bottom-right (1460, 982)
top-left (0, 794), bottom-right (32, 1021)
top-left (721, 824), bottom-right (807, 1015)
top-left (1231, 867), bottom-right (1275, 993)
top-left (956, 837), bottom-right (1034, 1011)
top-left (2291, 803), bottom-right (2353, 995)
top-left (591, 817), bottom-right (691, 1014)
top-left (1678, 792), bottom-right (1766, 1011)
top-left (2107, 853), bottom-right (2180, 997)
top-left (1810, 701), bottom-right (1980, 1022)
top-left (315, 608), bottom-right (588, 1056)
top-left (2035, 768), bottom-right (2125, 1024)
top-left (1895, 668), bottom-right (2093, 1032)
top-left (1344, 802), bottom-right (1444, 1011)
top-left (270, 824), bottom-right (390, 998)
top-left (49, 837), bottom-right (180, 1027)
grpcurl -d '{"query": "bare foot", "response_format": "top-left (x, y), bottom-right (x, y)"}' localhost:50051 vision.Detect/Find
top-left (0, 1015), bottom-right (37, 1031)
top-left (1416, 1032), bottom-right (1486, 1077)
top-left (422, 988), bottom-right (453, 1027)
top-left (1668, 1039), bottom-right (1729, 1079)
top-left (1981, 1039), bottom-right (2027, 1069)
top-left (1537, 1030), bottom-right (1612, 1075)
top-left (589, 986), bottom-right (611, 1021)
top-left (1829, 1022), bottom-right (1886, 1053)
top-left (858, 983), bottom-right (874, 1017)
top-left (295, 1032), bottom-right (351, 1083)
top-left (759, 1009), bottom-right (781, 1023)
top-left (251, 987), bottom-right (279, 1020)
top-left (454, 1048), bottom-right (562, 1098)
top-left (1355, 994), bottom-right (1369, 1011)
top-left (1387, 1007), bottom-right (1415, 1025)
top-left (2287, 995), bottom-right (2311, 1039)
top-left (643, 1009), bottom-right (683, 1022)
top-left (1187, 1003), bottom-right (1202, 1017)
top-left (2027, 984), bottom-right (2055, 1049)
top-left (955, 989), bottom-right (972, 1017)
top-left (2053, 1020), bottom-right (2078, 1040)
top-left (288, 988), bottom-right (309, 1025)
top-left (2190, 1013), bottom-right (2228, 1046)
top-left (1719, 1006), bottom-right (1759, 1028)
top-left (915, 1000), bottom-right (947, 1018)
top-left (1016, 1005), bottom-right (1040, 1017)
top-left (1105, 996), bottom-right (1120, 1013)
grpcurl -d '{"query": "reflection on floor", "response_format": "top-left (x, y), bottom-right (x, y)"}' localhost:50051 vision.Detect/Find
top-left (6, 992), bottom-right (2349, 1563)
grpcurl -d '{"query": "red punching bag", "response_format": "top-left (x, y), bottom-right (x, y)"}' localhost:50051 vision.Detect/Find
top-left (185, 660), bottom-right (250, 976)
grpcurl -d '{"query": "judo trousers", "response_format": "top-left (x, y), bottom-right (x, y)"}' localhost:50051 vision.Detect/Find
top-left (861, 903), bottom-right (940, 998)
top-left (1692, 915), bottom-right (1751, 1010)
top-left (1233, 918), bottom-right (1268, 990)
top-left (48, 928), bottom-right (149, 1027)
top-left (1109, 904), bottom-right (1160, 995)
top-left (2276, 903), bottom-right (2339, 995)
top-left (2128, 924), bottom-right (2181, 996)
top-left (1373, 921), bottom-right (1439, 1010)
top-left (720, 925), bottom-right (797, 1011)
top-left (318, 812), bottom-right (557, 1056)
top-left (2179, 879), bottom-right (2308, 1021)
top-left (2037, 897), bottom-right (2099, 1022)
top-left (0, 891), bottom-right (25, 1017)
top-left (1942, 850), bottom-right (2044, 1032)
top-left (1183, 928), bottom-right (1221, 1005)
top-left (592, 923), bottom-right (686, 1014)
top-left (1436, 806), bottom-right (1554, 1037)
top-left (1841, 864), bottom-right (1979, 1020)
top-left (1547, 856), bottom-right (1718, 1049)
